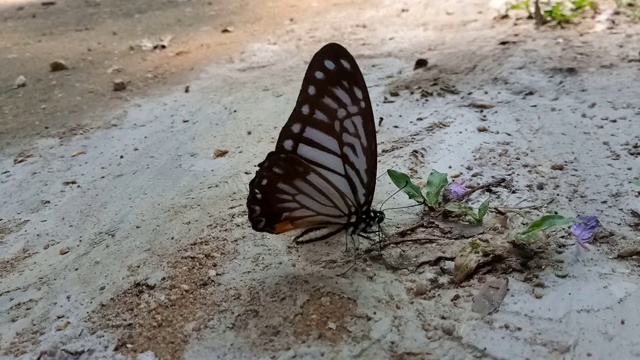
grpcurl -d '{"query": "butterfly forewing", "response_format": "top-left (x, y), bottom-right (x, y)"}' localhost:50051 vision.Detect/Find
top-left (247, 43), bottom-right (378, 240)
top-left (276, 43), bottom-right (377, 209)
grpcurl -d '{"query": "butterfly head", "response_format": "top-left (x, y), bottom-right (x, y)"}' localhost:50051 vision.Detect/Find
top-left (372, 209), bottom-right (385, 225)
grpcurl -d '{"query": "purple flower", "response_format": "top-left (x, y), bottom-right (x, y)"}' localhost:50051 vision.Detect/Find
top-left (447, 181), bottom-right (468, 199)
top-left (571, 215), bottom-right (601, 250)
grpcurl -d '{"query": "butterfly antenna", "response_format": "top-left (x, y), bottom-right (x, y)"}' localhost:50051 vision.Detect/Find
top-left (378, 182), bottom-right (409, 211)
top-left (382, 202), bottom-right (425, 212)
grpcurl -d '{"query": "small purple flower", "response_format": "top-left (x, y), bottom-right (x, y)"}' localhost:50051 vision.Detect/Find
top-left (571, 215), bottom-right (601, 250)
top-left (447, 181), bottom-right (468, 199)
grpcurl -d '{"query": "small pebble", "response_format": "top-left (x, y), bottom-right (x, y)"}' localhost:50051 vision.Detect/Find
top-left (55, 319), bottom-right (70, 331)
top-left (15, 75), bottom-right (27, 88)
top-left (180, 284), bottom-right (190, 291)
top-left (477, 125), bottom-right (488, 132)
top-left (414, 58), bottom-right (429, 70)
top-left (551, 164), bottom-right (565, 171)
top-left (534, 290), bottom-right (543, 299)
top-left (441, 323), bottom-right (456, 336)
top-left (555, 271), bottom-right (568, 278)
top-left (414, 283), bottom-right (428, 296)
top-left (113, 79), bottom-right (127, 91)
top-left (49, 60), bottom-right (69, 72)
top-left (59, 247), bottom-right (70, 255)
top-left (207, 269), bottom-right (217, 278)
top-left (450, 171), bottom-right (461, 178)
top-left (398, 269), bottom-right (410, 276)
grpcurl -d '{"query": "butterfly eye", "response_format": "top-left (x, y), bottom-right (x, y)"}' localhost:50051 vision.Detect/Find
top-left (247, 43), bottom-right (383, 243)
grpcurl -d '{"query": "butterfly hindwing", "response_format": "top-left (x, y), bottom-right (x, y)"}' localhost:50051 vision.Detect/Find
top-left (248, 152), bottom-right (349, 234)
top-left (247, 43), bottom-right (378, 241)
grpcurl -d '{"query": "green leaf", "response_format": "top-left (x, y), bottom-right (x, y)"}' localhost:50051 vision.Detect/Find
top-left (477, 198), bottom-right (491, 223)
top-left (445, 202), bottom-right (478, 222)
top-left (424, 170), bottom-right (448, 206)
top-left (387, 169), bottom-right (425, 204)
top-left (445, 202), bottom-right (464, 212)
top-left (519, 215), bottom-right (576, 235)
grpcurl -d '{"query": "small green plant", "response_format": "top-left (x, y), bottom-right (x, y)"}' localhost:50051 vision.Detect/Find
top-left (445, 199), bottom-right (491, 225)
top-left (519, 214), bottom-right (576, 235)
top-left (516, 214), bottom-right (601, 250)
top-left (387, 169), bottom-right (491, 225)
top-left (387, 169), bottom-right (448, 208)
top-left (509, 0), bottom-right (598, 24)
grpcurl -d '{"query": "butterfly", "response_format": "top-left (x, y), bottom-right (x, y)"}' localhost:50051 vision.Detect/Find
top-left (246, 42), bottom-right (384, 244)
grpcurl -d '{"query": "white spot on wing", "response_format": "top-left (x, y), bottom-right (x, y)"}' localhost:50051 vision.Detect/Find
top-left (301, 104), bottom-right (310, 115)
top-left (250, 205), bottom-right (260, 216)
top-left (291, 123), bottom-right (302, 133)
top-left (353, 86), bottom-right (363, 100)
top-left (348, 105), bottom-right (358, 114)
top-left (332, 87), bottom-right (352, 105)
top-left (314, 110), bottom-right (329, 123)
top-left (360, 101), bottom-right (366, 108)
top-left (261, 178), bottom-right (268, 185)
top-left (322, 96), bottom-right (339, 109)
top-left (337, 108), bottom-right (347, 119)
top-left (315, 71), bottom-right (325, 79)
top-left (324, 60), bottom-right (336, 70)
top-left (255, 218), bottom-right (265, 229)
top-left (308, 85), bottom-right (316, 95)
top-left (283, 139), bottom-right (294, 151)
top-left (340, 59), bottom-right (351, 70)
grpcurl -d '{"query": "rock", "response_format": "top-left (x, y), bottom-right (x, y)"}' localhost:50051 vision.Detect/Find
top-left (107, 65), bottom-right (122, 74)
top-left (555, 270), bottom-right (568, 278)
top-left (477, 125), bottom-right (488, 132)
top-left (113, 79), bottom-right (127, 91)
top-left (471, 277), bottom-right (508, 315)
top-left (413, 282), bottom-right (428, 296)
top-left (551, 164), bottom-right (565, 171)
top-left (450, 171), bottom-right (461, 178)
top-left (327, 322), bottom-right (337, 330)
top-left (137, 351), bottom-right (158, 360)
top-left (207, 269), bottom-right (217, 278)
top-left (413, 58), bottom-right (429, 70)
top-left (213, 149), bottom-right (229, 158)
top-left (55, 319), bottom-right (70, 331)
top-left (534, 290), bottom-right (543, 299)
top-left (144, 271), bottom-right (166, 288)
top-left (398, 269), bottom-right (410, 276)
top-left (49, 60), bottom-right (69, 72)
top-left (441, 323), bottom-right (456, 336)
top-left (71, 151), bottom-right (86, 157)
top-left (221, 27), bottom-right (234, 33)
top-left (59, 247), bottom-right (70, 255)
top-left (180, 284), bottom-right (190, 291)
top-left (440, 261), bottom-right (454, 275)
top-left (15, 75), bottom-right (26, 88)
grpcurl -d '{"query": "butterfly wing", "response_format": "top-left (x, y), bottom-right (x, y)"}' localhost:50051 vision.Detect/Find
top-left (247, 43), bottom-right (377, 238)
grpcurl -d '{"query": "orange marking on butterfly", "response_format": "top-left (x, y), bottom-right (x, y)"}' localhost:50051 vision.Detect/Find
top-left (274, 221), bottom-right (295, 233)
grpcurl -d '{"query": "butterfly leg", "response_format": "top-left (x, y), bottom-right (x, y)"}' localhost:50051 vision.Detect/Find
top-left (337, 233), bottom-right (359, 277)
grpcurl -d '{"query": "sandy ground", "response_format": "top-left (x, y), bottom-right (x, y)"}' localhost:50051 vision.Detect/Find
top-left (1, 0), bottom-right (640, 359)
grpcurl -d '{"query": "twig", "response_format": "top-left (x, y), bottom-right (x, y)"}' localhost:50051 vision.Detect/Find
top-left (462, 177), bottom-right (507, 201)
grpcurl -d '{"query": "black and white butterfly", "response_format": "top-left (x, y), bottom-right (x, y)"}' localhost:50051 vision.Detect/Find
top-left (246, 42), bottom-right (384, 244)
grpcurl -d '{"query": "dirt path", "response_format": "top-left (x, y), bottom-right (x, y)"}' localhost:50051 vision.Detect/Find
top-left (1, 0), bottom-right (640, 359)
